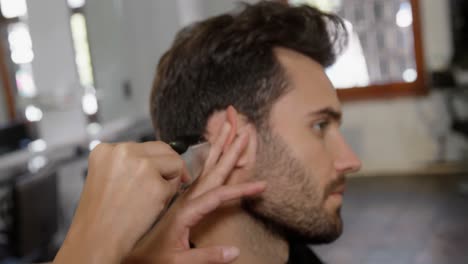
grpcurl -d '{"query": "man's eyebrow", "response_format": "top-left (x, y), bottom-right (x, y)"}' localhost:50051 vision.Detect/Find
top-left (307, 107), bottom-right (342, 122)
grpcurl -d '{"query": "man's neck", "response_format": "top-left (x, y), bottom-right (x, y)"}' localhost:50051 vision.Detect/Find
top-left (191, 204), bottom-right (289, 264)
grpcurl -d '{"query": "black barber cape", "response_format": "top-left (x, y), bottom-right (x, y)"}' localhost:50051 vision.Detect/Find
top-left (287, 243), bottom-right (323, 264)
top-left (190, 242), bottom-right (323, 263)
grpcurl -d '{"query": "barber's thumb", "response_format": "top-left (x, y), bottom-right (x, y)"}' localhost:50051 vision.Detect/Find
top-left (177, 246), bottom-right (240, 263)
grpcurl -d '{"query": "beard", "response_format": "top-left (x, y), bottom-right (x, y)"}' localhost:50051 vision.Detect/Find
top-left (242, 128), bottom-right (344, 244)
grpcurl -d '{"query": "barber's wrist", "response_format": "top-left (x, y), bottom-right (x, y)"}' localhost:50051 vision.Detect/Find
top-left (54, 222), bottom-right (126, 264)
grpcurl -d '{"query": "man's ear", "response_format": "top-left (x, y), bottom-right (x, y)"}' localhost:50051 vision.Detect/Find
top-left (235, 124), bottom-right (257, 168)
top-left (223, 106), bottom-right (239, 151)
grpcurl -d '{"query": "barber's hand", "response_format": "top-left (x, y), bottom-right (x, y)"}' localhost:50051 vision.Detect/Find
top-left (124, 124), bottom-right (266, 264)
top-left (54, 141), bottom-right (190, 264)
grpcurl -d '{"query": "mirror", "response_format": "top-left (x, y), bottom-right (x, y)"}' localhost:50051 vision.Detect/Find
top-left (0, 81), bottom-right (11, 125)
top-left (0, 1), bottom-right (39, 122)
top-left (0, 0), bottom-right (39, 155)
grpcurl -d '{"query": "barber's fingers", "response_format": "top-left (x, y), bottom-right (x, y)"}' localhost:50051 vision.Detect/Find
top-left (146, 155), bottom-right (191, 185)
top-left (107, 141), bottom-right (177, 156)
top-left (124, 155), bottom-right (188, 208)
top-left (174, 246), bottom-right (240, 264)
top-left (201, 123), bottom-right (231, 175)
top-left (139, 141), bottom-right (180, 156)
top-left (174, 181), bottom-right (266, 236)
top-left (134, 142), bottom-right (191, 182)
top-left (129, 156), bottom-right (183, 209)
top-left (189, 130), bottom-right (249, 198)
top-left (108, 142), bottom-right (185, 172)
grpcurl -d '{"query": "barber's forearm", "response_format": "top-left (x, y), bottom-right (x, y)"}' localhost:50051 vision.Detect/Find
top-left (53, 242), bottom-right (122, 264)
top-left (52, 224), bottom-right (126, 264)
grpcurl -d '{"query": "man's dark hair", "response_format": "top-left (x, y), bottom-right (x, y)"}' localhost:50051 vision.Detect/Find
top-left (150, 1), bottom-right (347, 142)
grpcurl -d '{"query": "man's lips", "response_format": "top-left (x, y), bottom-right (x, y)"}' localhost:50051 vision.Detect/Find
top-left (325, 175), bottom-right (347, 197)
top-left (330, 186), bottom-right (346, 195)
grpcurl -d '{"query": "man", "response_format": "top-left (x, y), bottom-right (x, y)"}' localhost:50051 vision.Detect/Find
top-left (135, 1), bottom-right (362, 263)
top-left (53, 2), bottom-right (361, 263)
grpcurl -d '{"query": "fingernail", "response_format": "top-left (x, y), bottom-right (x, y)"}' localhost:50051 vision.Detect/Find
top-left (222, 247), bottom-right (240, 262)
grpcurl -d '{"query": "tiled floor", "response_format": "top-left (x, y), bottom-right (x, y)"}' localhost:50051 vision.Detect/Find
top-left (312, 174), bottom-right (468, 264)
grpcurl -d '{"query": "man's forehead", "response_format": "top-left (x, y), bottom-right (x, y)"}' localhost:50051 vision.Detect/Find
top-left (273, 47), bottom-right (342, 114)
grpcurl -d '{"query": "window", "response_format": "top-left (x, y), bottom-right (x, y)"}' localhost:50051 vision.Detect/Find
top-left (283, 0), bottom-right (426, 101)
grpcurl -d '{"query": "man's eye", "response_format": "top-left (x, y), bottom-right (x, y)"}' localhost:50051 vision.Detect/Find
top-left (312, 120), bottom-right (329, 133)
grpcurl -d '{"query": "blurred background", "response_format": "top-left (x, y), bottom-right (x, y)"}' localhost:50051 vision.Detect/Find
top-left (0, 0), bottom-right (466, 263)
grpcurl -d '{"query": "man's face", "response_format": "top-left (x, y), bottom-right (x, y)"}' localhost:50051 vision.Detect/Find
top-left (243, 48), bottom-right (361, 244)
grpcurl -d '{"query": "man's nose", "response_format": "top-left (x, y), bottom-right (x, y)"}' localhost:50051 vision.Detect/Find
top-left (333, 134), bottom-right (362, 174)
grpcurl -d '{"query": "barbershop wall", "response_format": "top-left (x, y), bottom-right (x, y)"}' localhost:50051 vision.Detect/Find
top-left (86, 0), bottom-right (182, 124)
top-left (341, 93), bottom-right (453, 173)
top-left (26, 0), bottom-right (88, 147)
top-left (85, 0), bottom-right (134, 124)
